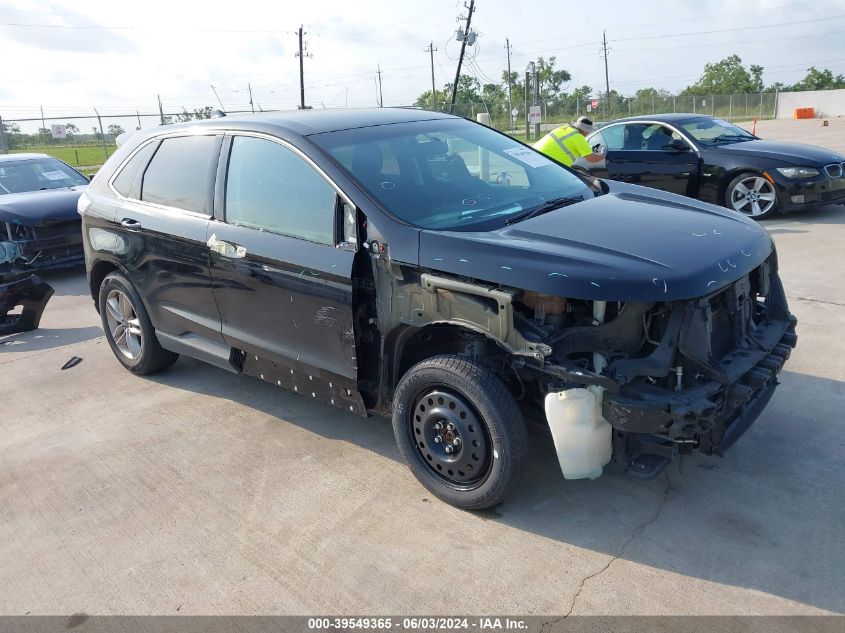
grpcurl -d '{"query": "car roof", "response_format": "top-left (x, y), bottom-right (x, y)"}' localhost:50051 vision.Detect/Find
top-left (0, 153), bottom-right (51, 163)
top-left (606, 113), bottom-right (712, 125)
top-left (157, 107), bottom-right (455, 137)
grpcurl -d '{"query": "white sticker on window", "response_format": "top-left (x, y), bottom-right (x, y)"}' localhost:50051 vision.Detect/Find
top-left (41, 170), bottom-right (70, 181)
top-left (503, 147), bottom-right (553, 168)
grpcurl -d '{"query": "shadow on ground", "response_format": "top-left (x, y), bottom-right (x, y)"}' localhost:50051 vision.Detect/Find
top-left (146, 358), bottom-right (845, 614)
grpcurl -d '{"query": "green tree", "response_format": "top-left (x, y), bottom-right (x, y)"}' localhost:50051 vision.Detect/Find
top-left (107, 124), bottom-right (125, 137)
top-left (480, 82), bottom-right (507, 113)
top-left (502, 70), bottom-right (526, 113)
top-left (789, 67), bottom-right (845, 91)
top-left (535, 56), bottom-right (571, 104)
top-left (192, 106), bottom-right (214, 120)
top-left (443, 74), bottom-right (482, 105)
top-left (414, 88), bottom-right (449, 110)
top-left (684, 55), bottom-right (765, 95)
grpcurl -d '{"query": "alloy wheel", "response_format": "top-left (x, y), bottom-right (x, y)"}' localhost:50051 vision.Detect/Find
top-left (105, 288), bottom-right (143, 361)
top-left (730, 175), bottom-right (777, 217)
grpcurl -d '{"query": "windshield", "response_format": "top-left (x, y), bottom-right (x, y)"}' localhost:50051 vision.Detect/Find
top-left (0, 157), bottom-right (88, 194)
top-left (679, 117), bottom-right (756, 146)
top-left (310, 118), bottom-right (592, 231)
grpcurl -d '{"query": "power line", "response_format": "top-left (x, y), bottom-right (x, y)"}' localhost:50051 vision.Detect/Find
top-left (610, 13), bottom-right (845, 43)
top-left (613, 27), bottom-right (845, 54)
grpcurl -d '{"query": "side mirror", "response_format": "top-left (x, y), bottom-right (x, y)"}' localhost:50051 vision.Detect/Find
top-left (668, 139), bottom-right (689, 152)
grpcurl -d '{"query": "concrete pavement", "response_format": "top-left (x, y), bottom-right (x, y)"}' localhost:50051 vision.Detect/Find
top-left (1, 186), bottom-right (844, 615)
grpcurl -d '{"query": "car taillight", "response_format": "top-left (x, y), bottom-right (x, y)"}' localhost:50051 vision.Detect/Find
top-left (77, 192), bottom-right (93, 216)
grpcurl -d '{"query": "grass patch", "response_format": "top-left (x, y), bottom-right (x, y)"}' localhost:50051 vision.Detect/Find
top-left (11, 145), bottom-right (116, 170)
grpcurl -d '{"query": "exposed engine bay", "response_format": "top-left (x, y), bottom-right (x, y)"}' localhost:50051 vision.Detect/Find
top-left (374, 252), bottom-right (797, 481)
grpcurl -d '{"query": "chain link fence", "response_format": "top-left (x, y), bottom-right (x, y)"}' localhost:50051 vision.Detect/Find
top-left (436, 92), bottom-right (779, 138)
top-left (0, 108), bottom-right (254, 170)
top-left (0, 93), bottom-right (780, 167)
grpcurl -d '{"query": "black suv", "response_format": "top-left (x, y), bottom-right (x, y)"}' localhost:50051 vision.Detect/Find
top-left (80, 109), bottom-right (797, 509)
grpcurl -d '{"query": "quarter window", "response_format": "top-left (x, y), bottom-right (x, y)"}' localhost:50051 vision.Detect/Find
top-left (225, 136), bottom-right (336, 245)
top-left (141, 135), bottom-right (218, 214)
top-left (112, 141), bottom-right (157, 197)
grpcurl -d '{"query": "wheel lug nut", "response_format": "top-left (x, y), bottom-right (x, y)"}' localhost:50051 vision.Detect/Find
top-left (446, 423), bottom-right (455, 431)
top-left (434, 436), bottom-right (442, 444)
top-left (445, 445), bottom-right (453, 454)
top-left (453, 437), bottom-right (461, 446)
top-left (434, 422), bottom-right (443, 430)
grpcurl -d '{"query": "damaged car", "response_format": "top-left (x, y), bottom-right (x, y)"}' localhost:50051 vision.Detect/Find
top-left (0, 153), bottom-right (88, 276)
top-left (79, 109), bottom-right (797, 509)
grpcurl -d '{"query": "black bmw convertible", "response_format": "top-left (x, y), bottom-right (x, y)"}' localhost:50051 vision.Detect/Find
top-left (579, 114), bottom-right (845, 219)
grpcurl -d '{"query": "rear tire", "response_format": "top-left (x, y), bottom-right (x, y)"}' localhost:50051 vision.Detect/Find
top-left (98, 272), bottom-right (178, 375)
top-left (392, 354), bottom-right (527, 510)
top-left (725, 171), bottom-right (779, 220)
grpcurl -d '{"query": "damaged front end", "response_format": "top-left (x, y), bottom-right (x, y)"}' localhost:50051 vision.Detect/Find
top-left (0, 274), bottom-right (54, 335)
top-left (1, 218), bottom-right (84, 274)
top-left (518, 253), bottom-right (797, 480)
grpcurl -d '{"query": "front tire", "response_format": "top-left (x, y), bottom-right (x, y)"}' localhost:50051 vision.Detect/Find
top-left (392, 354), bottom-right (527, 510)
top-left (725, 172), bottom-right (779, 220)
top-left (98, 272), bottom-right (178, 375)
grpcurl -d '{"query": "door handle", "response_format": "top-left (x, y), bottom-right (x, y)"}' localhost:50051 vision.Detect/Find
top-left (120, 218), bottom-right (142, 232)
top-left (207, 233), bottom-right (247, 258)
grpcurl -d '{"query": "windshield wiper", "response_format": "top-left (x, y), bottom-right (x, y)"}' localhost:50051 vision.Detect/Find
top-left (505, 196), bottom-right (583, 225)
top-left (712, 133), bottom-right (754, 144)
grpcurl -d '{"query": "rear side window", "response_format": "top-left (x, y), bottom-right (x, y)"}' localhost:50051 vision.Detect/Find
top-left (112, 141), bottom-right (157, 197)
top-left (141, 135), bottom-right (218, 214)
top-left (225, 136), bottom-right (336, 245)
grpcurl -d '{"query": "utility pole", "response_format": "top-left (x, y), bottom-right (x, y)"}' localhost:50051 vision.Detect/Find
top-left (524, 71), bottom-right (530, 140)
top-left (157, 94), bottom-right (165, 125)
top-left (425, 42), bottom-right (438, 110)
top-left (136, 110), bottom-right (142, 130)
top-left (531, 61), bottom-right (540, 139)
top-left (295, 26), bottom-right (308, 109)
top-left (602, 30), bottom-right (611, 119)
top-left (248, 82), bottom-right (255, 113)
top-left (376, 64), bottom-right (384, 107)
top-left (449, 0), bottom-right (476, 114)
top-left (210, 85), bottom-right (225, 112)
top-left (505, 38), bottom-right (513, 127)
top-left (40, 106), bottom-right (45, 132)
top-left (0, 116), bottom-right (7, 153)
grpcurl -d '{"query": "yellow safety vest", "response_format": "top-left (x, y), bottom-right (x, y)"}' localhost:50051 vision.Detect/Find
top-left (532, 125), bottom-right (591, 166)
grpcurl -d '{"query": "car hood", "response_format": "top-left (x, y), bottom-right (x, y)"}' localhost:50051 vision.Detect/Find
top-left (418, 182), bottom-right (774, 301)
top-left (715, 139), bottom-right (845, 165)
top-left (0, 187), bottom-right (86, 226)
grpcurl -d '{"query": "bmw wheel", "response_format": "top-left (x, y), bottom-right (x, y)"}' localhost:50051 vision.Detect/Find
top-left (726, 172), bottom-right (779, 220)
top-left (98, 272), bottom-right (178, 375)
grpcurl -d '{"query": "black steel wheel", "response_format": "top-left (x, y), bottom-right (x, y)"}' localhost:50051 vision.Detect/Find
top-left (392, 354), bottom-right (527, 509)
top-left (410, 388), bottom-right (492, 487)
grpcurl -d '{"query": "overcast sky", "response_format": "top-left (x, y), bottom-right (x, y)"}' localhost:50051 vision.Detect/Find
top-left (1, 0), bottom-right (844, 126)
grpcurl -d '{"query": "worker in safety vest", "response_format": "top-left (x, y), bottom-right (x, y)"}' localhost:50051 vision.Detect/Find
top-left (533, 116), bottom-right (605, 167)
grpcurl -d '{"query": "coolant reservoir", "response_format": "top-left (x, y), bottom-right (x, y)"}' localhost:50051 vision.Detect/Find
top-left (544, 386), bottom-right (612, 480)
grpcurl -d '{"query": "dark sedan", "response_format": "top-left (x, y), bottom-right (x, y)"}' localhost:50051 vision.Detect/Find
top-left (577, 114), bottom-right (845, 219)
top-left (0, 153), bottom-right (88, 276)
